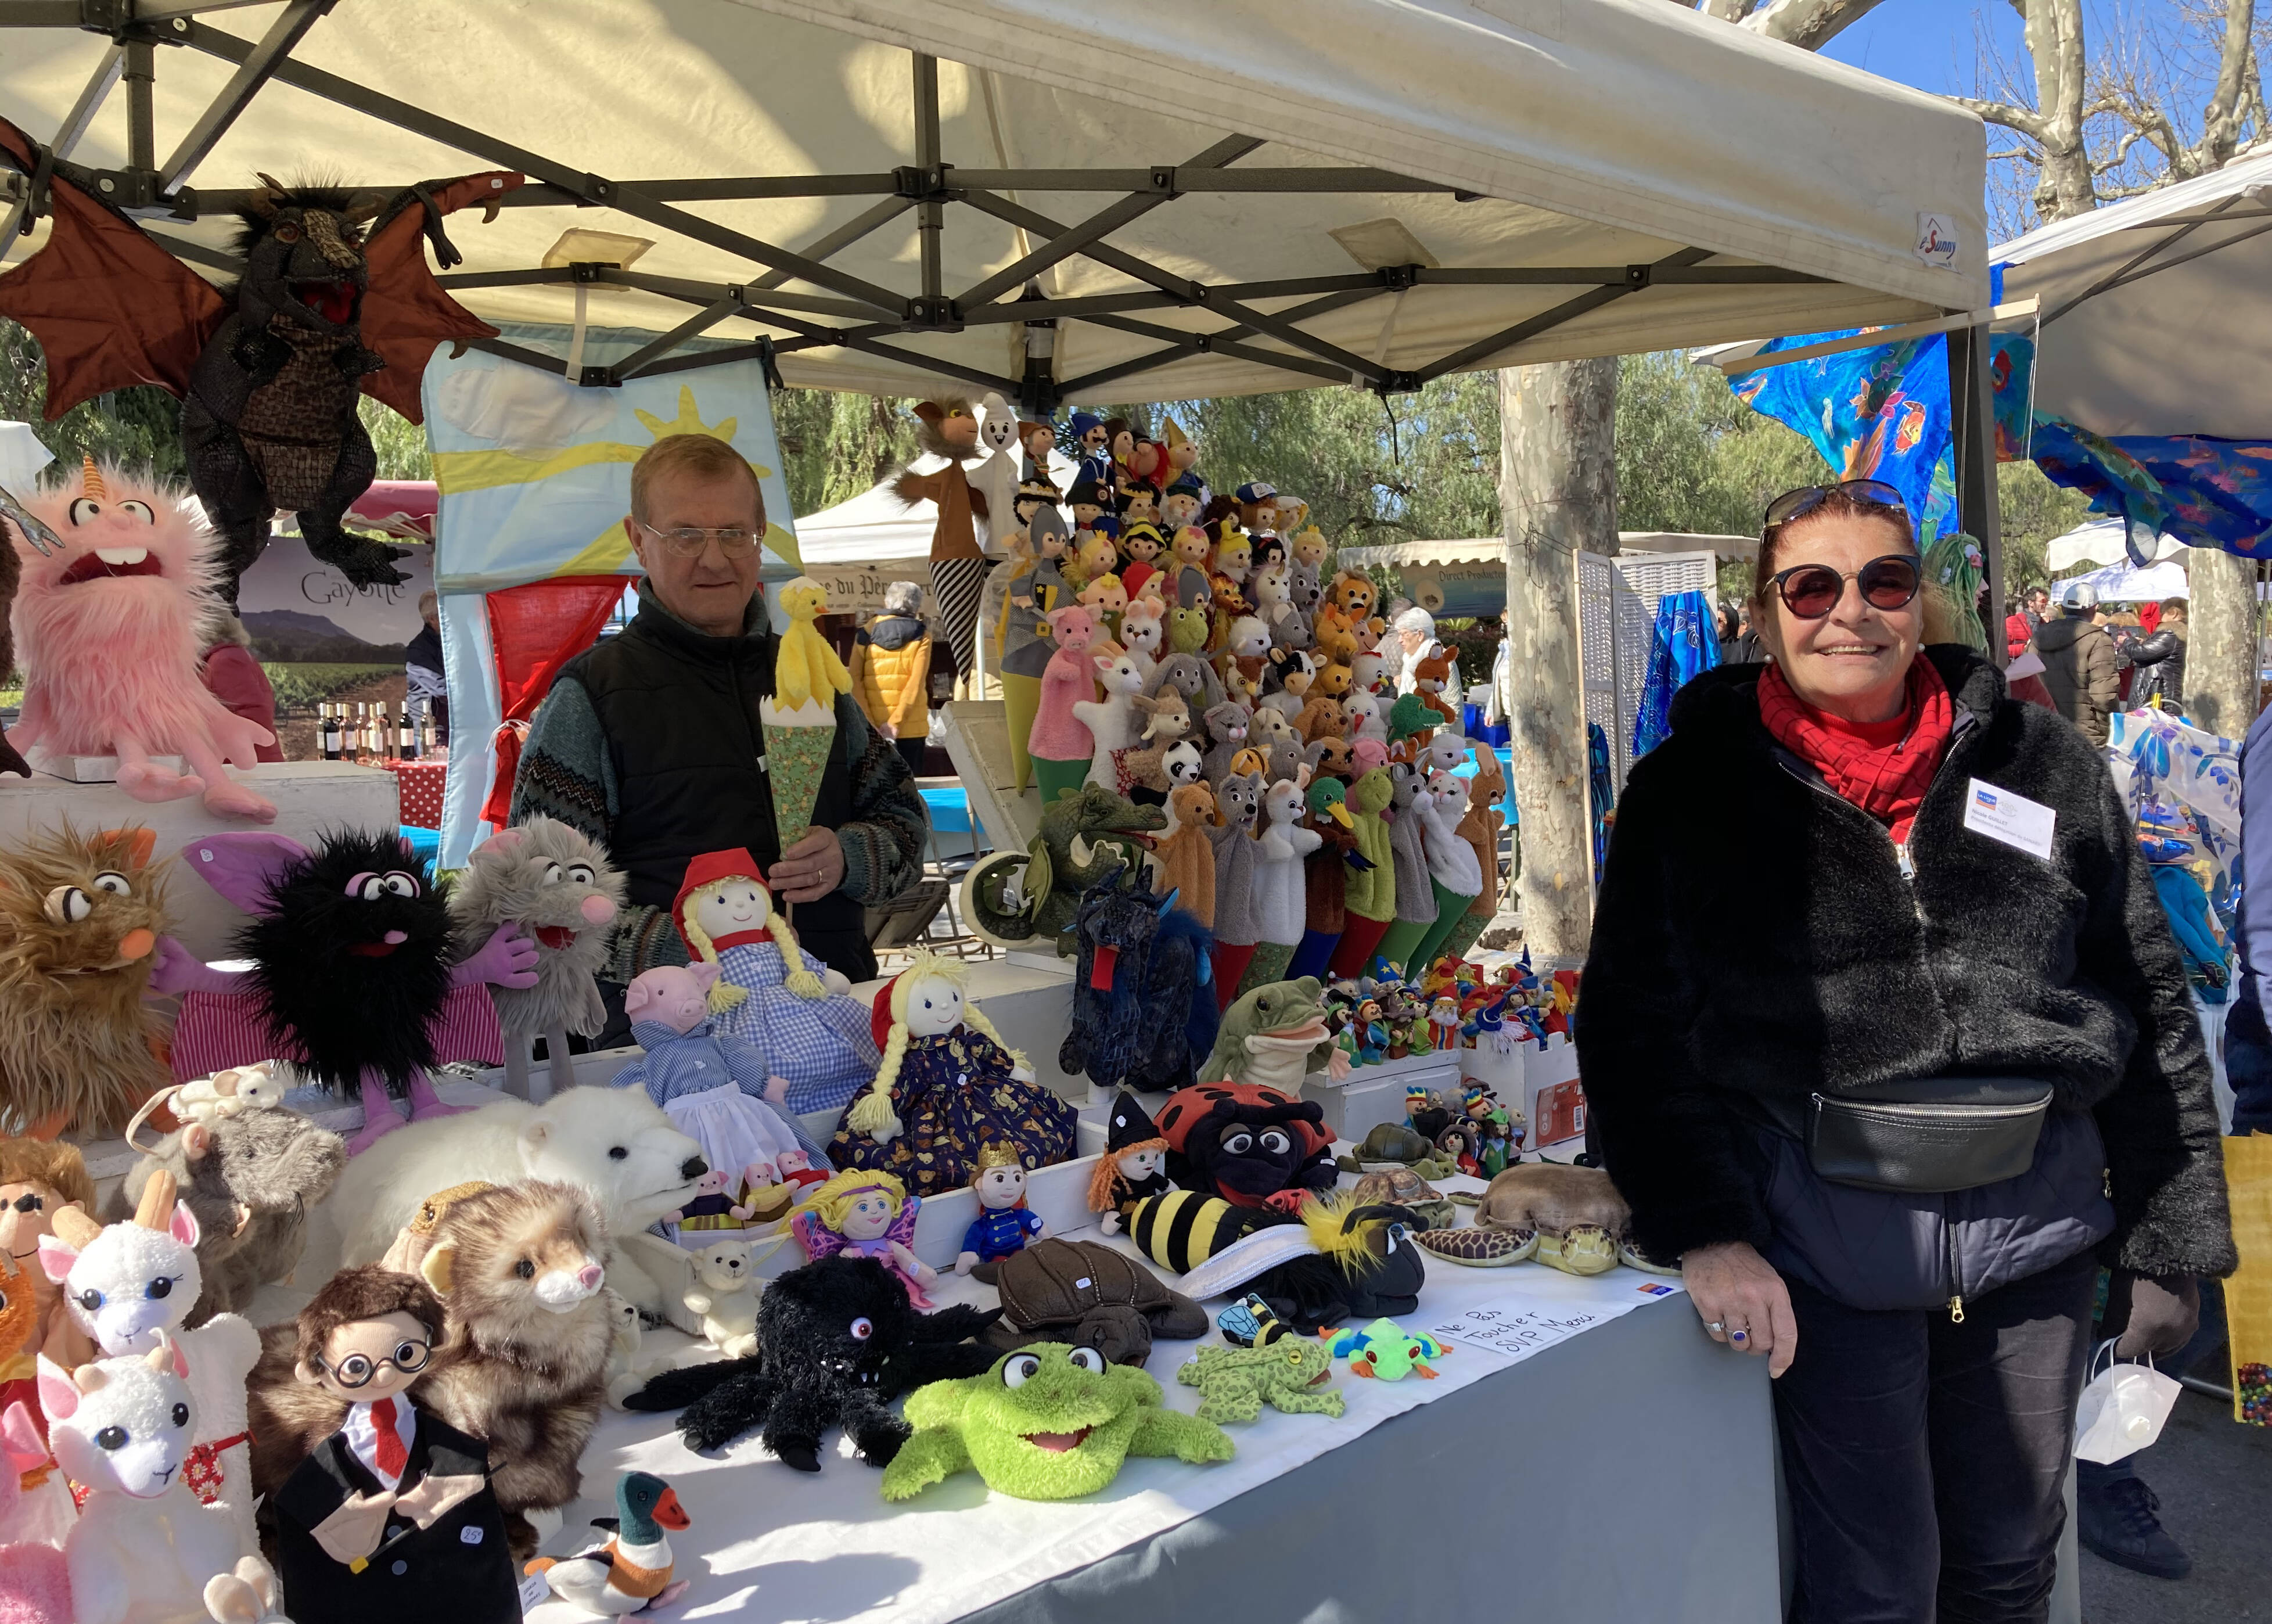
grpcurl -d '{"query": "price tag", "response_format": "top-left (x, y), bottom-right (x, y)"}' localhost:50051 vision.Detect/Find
top-left (520, 1572), bottom-right (553, 1613)
top-left (1426, 1300), bottom-right (1608, 1363)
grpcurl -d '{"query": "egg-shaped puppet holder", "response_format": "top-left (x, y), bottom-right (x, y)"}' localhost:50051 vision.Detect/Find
top-left (832, 952), bottom-right (1077, 1199)
top-left (448, 818), bottom-right (625, 1100)
top-left (152, 831), bottom-right (537, 1155)
top-left (8, 459), bottom-right (277, 820)
top-left (623, 1254), bottom-right (1001, 1471)
top-left (0, 822), bottom-right (175, 1137)
top-left (673, 850), bottom-right (879, 1119)
top-left (880, 1344), bottom-right (1234, 1503)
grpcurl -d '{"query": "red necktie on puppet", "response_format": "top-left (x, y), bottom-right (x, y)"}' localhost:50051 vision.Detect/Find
top-left (371, 1397), bottom-right (408, 1480)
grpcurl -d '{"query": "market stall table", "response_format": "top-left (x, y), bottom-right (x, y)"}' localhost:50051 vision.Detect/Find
top-left (380, 756), bottom-right (448, 831)
top-left (534, 1210), bottom-right (1780, 1624)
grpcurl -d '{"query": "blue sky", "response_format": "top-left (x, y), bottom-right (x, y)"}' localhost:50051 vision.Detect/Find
top-left (1816, 0), bottom-right (2028, 98)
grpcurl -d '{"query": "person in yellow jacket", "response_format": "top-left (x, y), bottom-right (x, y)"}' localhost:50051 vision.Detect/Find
top-left (853, 580), bottom-right (935, 775)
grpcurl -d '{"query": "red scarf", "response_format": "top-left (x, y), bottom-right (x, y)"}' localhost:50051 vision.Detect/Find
top-left (1757, 657), bottom-right (1952, 843)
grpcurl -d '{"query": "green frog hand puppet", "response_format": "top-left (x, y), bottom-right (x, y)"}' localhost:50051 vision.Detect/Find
top-left (880, 1343), bottom-right (1233, 1502)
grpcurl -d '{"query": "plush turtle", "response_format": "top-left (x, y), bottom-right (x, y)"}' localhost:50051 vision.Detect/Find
top-left (1335, 1122), bottom-right (1447, 1177)
top-left (1349, 1167), bottom-right (1454, 1232)
top-left (1176, 1336), bottom-right (1344, 1422)
top-left (1419, 1163), bottom-right (1634, 1276)
top-left (881, 1343), bottom-right (1234, 1502)
top-left (984, 1238), bottom-right (1209, 1367)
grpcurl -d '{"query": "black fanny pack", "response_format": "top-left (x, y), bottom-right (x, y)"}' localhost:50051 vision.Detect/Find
top-left (1752, 1076), bottom-right (2055, 1195)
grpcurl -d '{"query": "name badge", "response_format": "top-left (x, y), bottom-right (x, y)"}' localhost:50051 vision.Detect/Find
top-left (1962, 778), bottom-right (2055, 861)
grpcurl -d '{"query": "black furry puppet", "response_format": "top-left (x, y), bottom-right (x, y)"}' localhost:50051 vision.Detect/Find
top-left (624, 1255), bottom-right (1000, 1472)
top-left (149, 829), bottom-right (537, 1154)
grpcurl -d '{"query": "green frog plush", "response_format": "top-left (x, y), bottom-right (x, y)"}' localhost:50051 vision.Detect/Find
top-left (1175, 1338), bottom-right (1346, 1423)
top-left (880, 1343), bottom-right (1234, 1501)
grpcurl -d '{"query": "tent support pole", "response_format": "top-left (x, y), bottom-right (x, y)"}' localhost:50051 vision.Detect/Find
top-left (1417, 247), bottom-right (1711, 382)
top-left (912, 53), bottom-right (943, 306)
top-left (1946, 320), bottom-right (2005, 663)
top-left (121, 41), bottom-right (151, 171)
top-left (157, 0), bottom-right (334, 192)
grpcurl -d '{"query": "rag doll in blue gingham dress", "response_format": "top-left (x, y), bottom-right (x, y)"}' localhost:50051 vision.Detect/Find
top-left (674, 850), bottom-right (881, 1120)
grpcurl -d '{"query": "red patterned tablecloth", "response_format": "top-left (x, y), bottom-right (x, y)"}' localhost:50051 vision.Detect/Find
top-left (169, 985), bottom-right (504, 1082)
top-left (382, 757), bottom-right (447, 829)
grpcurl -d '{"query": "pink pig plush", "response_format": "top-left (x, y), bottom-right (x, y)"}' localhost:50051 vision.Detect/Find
top-left (1029, 604), bottom-right (1103, 763)
top-left (623, 962), bottom-right (722, 1032)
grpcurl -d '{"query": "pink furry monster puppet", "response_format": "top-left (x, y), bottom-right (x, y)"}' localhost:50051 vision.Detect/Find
top-left (7, 458), bottom-right (275, 821)
top-left (0, 1397), bottom-right (72, 1624)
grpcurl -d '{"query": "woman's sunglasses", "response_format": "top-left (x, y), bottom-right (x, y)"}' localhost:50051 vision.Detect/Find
top-left (1768, 554), bottom-right (1922, 619)
top-left (1762, 479), bottom-right (1906, 530)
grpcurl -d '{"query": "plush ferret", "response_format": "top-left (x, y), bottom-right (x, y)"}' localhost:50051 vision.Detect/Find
top-left (110, 1102), bottom-right (346, 1324)
top-left (0, 822), bottom-right (174, 1135)
top-left (449, 817), bottom-right (625, 1097)
top-left (626, 1255), bottom-right (1000, 1471)
top-left (250, 1179), bottom-right (615, 1558)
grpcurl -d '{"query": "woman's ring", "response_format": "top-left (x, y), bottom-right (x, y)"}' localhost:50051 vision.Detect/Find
top-left (1730, 1328), bottom-right (1749, 1345)
top-left (1706, 1321), bottom-right (1727, 1334)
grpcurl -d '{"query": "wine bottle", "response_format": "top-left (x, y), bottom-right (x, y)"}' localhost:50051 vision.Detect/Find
top-left (397, 706), bottom-right (413, 760)
top-left (318, 703), bottom-right (336, 761)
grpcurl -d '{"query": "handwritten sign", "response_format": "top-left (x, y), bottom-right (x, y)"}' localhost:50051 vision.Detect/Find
top-left (1426, 1299), bottom-right (1610, 1363)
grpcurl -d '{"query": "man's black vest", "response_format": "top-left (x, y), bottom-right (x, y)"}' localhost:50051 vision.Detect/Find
top-left (565, 595), bottom-right (872, 981)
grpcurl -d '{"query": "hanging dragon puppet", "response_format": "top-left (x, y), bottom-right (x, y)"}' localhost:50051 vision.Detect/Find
top-left (0, 114), bottom-right (520, 601)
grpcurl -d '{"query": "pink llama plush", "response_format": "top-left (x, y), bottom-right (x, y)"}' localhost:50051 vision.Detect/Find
top-left (8, 459), bottom-right (275, 821)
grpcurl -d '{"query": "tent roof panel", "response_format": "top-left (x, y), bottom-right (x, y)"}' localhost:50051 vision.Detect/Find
top-left (1, 0), bottom-right (1988, 399)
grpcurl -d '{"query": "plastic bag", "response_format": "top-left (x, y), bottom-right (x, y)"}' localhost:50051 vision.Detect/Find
top-left (2073, 1339), bottom-right (2182, 1464)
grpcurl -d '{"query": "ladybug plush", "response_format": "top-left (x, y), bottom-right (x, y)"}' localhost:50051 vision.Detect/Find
top-left (1153, 1082), bottom-right (1336, 1211)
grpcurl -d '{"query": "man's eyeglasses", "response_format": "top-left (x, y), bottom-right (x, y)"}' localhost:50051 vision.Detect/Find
top-left (1767, 554), bottom-right (1922, 620)
top-left (317, 1338), bottom-right (433, 1389)
top-left (635, 520), bottom-right (759, 559)
top-left (1762, 479), bottom-right (1906, 531)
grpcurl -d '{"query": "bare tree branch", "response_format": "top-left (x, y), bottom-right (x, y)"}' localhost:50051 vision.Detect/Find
top-left (1955, 94), bottom-right (2054, 141)
top-left (1698, 0), bottom-right (1759, 23)
top-left (1735, 0), bottom-right (1889, 50)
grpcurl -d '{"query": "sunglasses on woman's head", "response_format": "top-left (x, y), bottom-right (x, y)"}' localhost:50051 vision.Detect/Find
top-left (1768, 554), bottom-right (1922, 619)
top-left (1762, 479), bottom-right (1907, 530)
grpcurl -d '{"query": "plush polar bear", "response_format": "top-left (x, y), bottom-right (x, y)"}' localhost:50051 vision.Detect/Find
top-left (681, 1240), bottom-right (762, 1360)
top-left (329, 1086), bottom-right (707, 1327)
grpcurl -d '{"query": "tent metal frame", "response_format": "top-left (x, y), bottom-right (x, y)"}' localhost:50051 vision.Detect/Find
top-left (0, 0), bottom-right (2004, 595)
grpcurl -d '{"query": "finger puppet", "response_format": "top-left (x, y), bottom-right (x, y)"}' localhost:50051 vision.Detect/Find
top-left (264, 1266), bottom-right (522, 1624)
top-left (133, 1059), bottom-right (292, 1134)
top-left (0, 822), bottom-right (172, 1136)
top-left (882, 1343), bottom-right (1233, 1503)
top-left (610, 963), bottom-right (828, 1180)
top-left (1243, 777), bottom-right (1322, 997)
top-left (655, 1082), bottom-right (823, 1244)
top-left (448, 817), bottom-right (625, 1098)
top-left (624, 1254), bottom-right (1000, 1471)
top-left (1322, 1318), bottom-right (1447, 1381)
top-left (984, 1236), bottom-right (1205, 1368)
top-left (1289, 778), bottom-right (1357, 980)
top-left (1087, 1090), bottom-right (1174, 1235)
top-left (0, 148), bottom-right (519, 593)
top-left (0, 1394), bottom-right (71, 1621)
top-left (959, 784), bottom-right (1163, 955)
top-left (1329, 768), bottom-right (1397, 974)
top-left (160, 831), bottom-right (528, 1154)
top-left (680, 1240), bottom-right (765, 1359)
top-left (39, 1336), bottom-right (243, 1624)
top-left (673, 850), bottom-right (878, 1118)
top-left (1061, 864), bottom-right (1220, 1095)
top-left (1178, 1332), bottom-right (1343, 1422)
top-left (111, 1096), bottom-right (346, 1324)
top-left (1207, 770), bottom-right (1264, 1004)
top-left (1030, 605), bottom-right (1103, 806)
top-left (1151, 782), bottom-right (1218, 928)
top-left (1142, 1194), bottom-right (1428, 1334)
top-left (776, 1148), bottom-right (828, 1195)
top-left (893, 395), bottom-right (991, 682)
top-left (9, 462), bottom-right (276, 818)
top-left (789, 1170), bottom-right (937, 1308)
top-left (954, 1145), bottom-right (1050, 1281)
top-left (199, 1555), bottom-right (293, 1624)
top-left (1416, 1162), bottom-right (1637, 1276)
top-left (836, 951), bottom-right (1075, 1197)
top-left (526, 1470), bottom-right (692, 1617)
top-left (42, 1175), bottom-right (261, 1558)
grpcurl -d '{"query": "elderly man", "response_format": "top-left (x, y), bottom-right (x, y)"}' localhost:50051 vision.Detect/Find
top-left (512, 434), bottom-right (928, 987)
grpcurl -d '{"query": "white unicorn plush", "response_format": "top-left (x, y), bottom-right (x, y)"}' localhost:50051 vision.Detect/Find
top-left (39, 1336), bottom-right (242, 1624)
top-left (39, 1173), bottom-right (260, 1560)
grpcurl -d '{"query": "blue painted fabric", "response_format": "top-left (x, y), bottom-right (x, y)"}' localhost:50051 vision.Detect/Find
top-left (1631, 590), bottom-right (1721, 762)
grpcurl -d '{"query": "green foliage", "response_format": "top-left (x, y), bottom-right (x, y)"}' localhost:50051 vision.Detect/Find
top-left (1996, 459), bottom-right (2093, 597)
top-left (771, 387), bottom-right (918, 516)
top-left (0, 317), bottom-right (187, 483)
top-left (358, 396), bottom-right (433, 480)
top-left (260, 663), bottom-right (400, 709)
top-left (1615, 351), bottom-right (1829, 540)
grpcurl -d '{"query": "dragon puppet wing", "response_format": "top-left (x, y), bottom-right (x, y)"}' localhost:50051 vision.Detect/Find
top-left (0, 114), bottom-right (519, 424)
top-left (357, 170), bottom-right (523, 422)
top-left (0, 114), bottom-right (225, 418)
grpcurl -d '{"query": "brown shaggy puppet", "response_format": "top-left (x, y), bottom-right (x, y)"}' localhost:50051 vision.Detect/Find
top-left (0, 822), bottom-right (174, 1134)
top-left (249, 1179), bottom-right (616, 1557)
top-left (894, 393), bottom-right (992, 682)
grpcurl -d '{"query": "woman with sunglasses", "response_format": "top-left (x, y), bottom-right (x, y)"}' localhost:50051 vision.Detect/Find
top-left (1579, 481), bottom-right (2234, 1622)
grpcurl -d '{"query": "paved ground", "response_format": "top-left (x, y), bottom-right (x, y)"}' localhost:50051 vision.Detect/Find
top-left (2082, 1387), bottom-right (2271, 1622)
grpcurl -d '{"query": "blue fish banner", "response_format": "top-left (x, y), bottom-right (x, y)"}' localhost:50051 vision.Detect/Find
top-left (1631, 589), bottom-right (1721, 762)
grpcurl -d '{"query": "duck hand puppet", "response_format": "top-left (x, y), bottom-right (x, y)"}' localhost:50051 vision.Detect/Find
top-left (524, 1470), bottom-right (692, 1615)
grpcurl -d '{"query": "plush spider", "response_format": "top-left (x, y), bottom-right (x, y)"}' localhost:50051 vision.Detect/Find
top-left (623, 1255), bottom-right (1000, 1472)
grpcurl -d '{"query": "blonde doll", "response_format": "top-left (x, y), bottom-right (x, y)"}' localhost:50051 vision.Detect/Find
top-left (788, 1168), bottom-right (937, 1307)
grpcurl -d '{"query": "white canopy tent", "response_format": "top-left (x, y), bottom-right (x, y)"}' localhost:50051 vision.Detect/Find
top-left (1, 0), bottom-right (1987, 412)
top-left (2052, 558), bottom-right (2191, 603)
top-left (1997, 145), bottom-right (2272, 439)
top-left (2044, 517), bottom-right (2185, 574)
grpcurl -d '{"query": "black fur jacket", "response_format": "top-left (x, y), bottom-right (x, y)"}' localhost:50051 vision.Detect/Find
top-left (1580, 644), bottom-right (2235, 1280)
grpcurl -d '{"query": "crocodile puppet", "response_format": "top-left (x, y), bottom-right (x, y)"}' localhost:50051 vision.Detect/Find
top-left (1175, 1338), bottom-right (1345, 1423)
top-left (881, 1343), bottom-right (1234, 1501)
top-left (961, 785), bottom-right (1165, 956)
